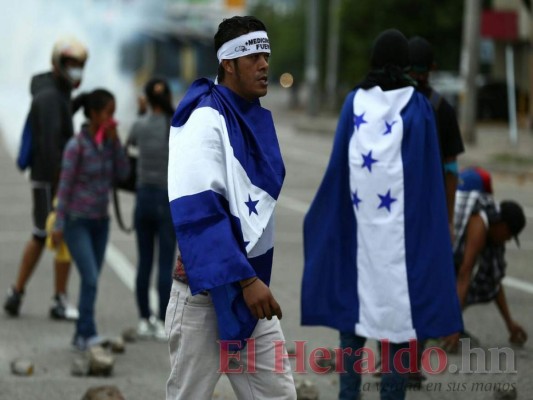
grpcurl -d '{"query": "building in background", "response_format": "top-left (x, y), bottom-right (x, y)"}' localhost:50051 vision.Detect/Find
top-left (120, 0), bottom-right (247, 93)
top-left (479, 0), bottom-right (530, 122)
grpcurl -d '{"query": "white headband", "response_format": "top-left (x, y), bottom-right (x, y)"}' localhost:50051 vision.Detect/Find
top-left (216, 31), bottom-right (270, 64)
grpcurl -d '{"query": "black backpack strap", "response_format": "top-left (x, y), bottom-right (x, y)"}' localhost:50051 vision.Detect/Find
top-left (112, 189), bottom-right (134, 234)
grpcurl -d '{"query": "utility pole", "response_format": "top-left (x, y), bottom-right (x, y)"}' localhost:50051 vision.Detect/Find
top-left (305, 0), bottom-right (320, 116)
top-left (459, 0), bottom-right (482, 144)
top-left (325, 0), bottom-right (340, 111)
top-left (529, 6), bottom-right (533, 131)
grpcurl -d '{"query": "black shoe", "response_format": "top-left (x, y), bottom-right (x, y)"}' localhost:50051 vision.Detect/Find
top-left (4, 287), bottom-right (23, 316)
top-left (50, 293), bottom-right (79, 321)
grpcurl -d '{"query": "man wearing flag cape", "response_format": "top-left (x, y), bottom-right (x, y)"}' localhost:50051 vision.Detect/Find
top-left (302, 29), bottom-right (463, 400)
top-left (165, 16), bottom-right (296, 400)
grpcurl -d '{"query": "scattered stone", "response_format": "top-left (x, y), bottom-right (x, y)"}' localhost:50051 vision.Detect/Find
top-left (122, 327), bottom-right (137, 343)
top-left (71, 356), bottom-right (90, 377)
top-left (108, 337), bottom-right (125, 354)
top-left (81, 385), bottom-right (125, 400)
top-left (494, 386), bottom-right (517, 400)
top-left (10, 359), bottom-right (34, 376)
top-left (295, 379), bottom-right (319, 400)
top-left (88, 346), bottom-right (114, 377)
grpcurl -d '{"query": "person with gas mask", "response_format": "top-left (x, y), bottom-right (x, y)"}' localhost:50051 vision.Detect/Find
top-left (4, 36), bottom-right (88, 321)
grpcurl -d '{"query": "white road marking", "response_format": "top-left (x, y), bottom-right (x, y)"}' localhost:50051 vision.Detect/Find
top-left (503, 276), bottom-right (533, 295)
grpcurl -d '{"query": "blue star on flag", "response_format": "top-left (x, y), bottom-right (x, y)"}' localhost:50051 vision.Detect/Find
top-left (377, 189), bottom-right (397, 212)
top-left (354, 112), bottom-right (368, 131)
top-left (352, 190), bottom-right (362, 210)
top-left (245, 194), bottom-right (259, 216)
top-left (383, 120), bottom-right (397, 135)
top-left (361, 150), bottom-right (378, 172)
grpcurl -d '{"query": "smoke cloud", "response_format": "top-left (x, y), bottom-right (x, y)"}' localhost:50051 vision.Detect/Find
top-left (0, 0), bottom-right (158, 158)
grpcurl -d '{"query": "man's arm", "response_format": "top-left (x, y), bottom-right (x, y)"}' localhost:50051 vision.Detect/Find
top-left (456, 214), bottom-right (487, 308)
top-left (443, 155), bottom-right (458, 240)
top-left (442, 213), bottom-right (486, 352)
top-left (239, 276), bottom-right (282, 320)
top-left (494, 286), bottom-right (528, 345)
top-left (176, 255), bottom-right (282, 321)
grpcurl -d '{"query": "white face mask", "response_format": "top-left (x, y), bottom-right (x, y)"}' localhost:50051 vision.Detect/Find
top-left (66, 67), bottom-right (84, 83)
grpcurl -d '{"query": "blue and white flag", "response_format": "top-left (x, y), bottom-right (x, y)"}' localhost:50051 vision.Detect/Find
top-left (168, 78), bottom-right (285, 342)
top-left (302, 87), bottom-right (463, 342)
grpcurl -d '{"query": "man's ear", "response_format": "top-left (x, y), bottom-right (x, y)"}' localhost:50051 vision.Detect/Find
top-left (221, 59), bottom-right (235, 75)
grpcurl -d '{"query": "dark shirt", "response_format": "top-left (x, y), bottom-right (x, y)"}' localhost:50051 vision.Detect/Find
top-left (28, 72), bottom-right (74, 186)
top-left (421, 86), bottom-right (465, 160)
top-left (453, 193), bottom-right (506, 305)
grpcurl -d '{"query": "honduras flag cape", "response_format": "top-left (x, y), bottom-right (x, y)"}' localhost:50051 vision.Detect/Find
top-left (168, 78), bottom-right (285, 342)
top-left (302, 86), bottom-right (463, 342)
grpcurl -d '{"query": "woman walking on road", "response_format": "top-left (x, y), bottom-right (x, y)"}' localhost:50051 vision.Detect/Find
top-left (52, 88), bottom-right (130, 351)
top-left (127, 78), bottom-right (176, 340)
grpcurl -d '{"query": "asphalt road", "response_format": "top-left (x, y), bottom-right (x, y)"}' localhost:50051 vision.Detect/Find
top-left (1, 87), bottom-right (532, 399)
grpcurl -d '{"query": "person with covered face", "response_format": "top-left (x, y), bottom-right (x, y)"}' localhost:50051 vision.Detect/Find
top-left (5, 36), bottom-right (88, 321)
top-left (52, 88), bottom-right (130, 351)
top-left (301, 28), bottom-right (463, 400)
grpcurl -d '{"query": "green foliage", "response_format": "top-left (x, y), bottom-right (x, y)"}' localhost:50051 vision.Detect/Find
top-left (338, 0), bottom-right (463, 88)
top-left (251, 0), bottom-right (463, 97)
top-left (250, 1), bottom-right (306, 85)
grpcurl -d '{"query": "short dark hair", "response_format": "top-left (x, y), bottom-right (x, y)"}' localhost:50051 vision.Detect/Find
top-left (145, 77), bottom-right (174, 117)
top-left (80, 88), bottom-right (115, 119)
top-left (214, 16), bottom-right (267, 82)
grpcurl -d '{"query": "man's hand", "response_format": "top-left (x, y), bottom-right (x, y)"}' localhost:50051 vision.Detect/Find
top-left (509, 322), bottom-right (528, 346)
top-left (441, 332), bottom-right (460, 354)
top-left (240, 277), bottom-right (282, 320)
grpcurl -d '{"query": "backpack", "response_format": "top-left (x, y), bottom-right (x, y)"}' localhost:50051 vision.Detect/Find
top-left (457, 166), bottom-right (493, 194)
top-left (16, 114), bottom-right (33, 171)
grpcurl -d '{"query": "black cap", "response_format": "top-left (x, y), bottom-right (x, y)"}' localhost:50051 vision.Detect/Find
top-left (370, 29), bottom-right (410, 69)
top-left (408, 36), bottom-right (434, 72)
top-left (499, 200), bottom-right (526, 247)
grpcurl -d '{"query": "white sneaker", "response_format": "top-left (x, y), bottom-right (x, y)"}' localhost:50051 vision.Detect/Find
top-left (137, 319), bottom-right (154, 339)
top-left (50, 293), bottom-right (79, 321)
top-left (149, 316), bottom-right (167, 341)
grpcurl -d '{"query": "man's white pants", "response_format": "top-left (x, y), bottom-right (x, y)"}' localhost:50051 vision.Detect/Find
top-left (165, 280), bottom-right (297, 400)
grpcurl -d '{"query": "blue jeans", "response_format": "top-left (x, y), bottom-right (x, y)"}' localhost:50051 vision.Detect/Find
top-left (64, 216), bottom-right (109, 339)
top-left (339, 333), bottom-right (409, 400)
top-left (134, 186), bottom-right (176, 320)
